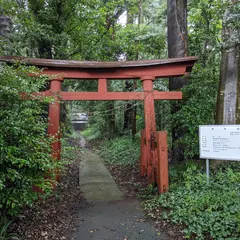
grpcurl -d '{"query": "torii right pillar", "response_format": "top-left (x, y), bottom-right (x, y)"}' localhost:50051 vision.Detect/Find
top-left (141, 76), bottom-right (169, 194)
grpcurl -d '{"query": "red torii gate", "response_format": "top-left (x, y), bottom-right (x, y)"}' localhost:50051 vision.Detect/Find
top-left (0, 56), bottom-right (198, 193)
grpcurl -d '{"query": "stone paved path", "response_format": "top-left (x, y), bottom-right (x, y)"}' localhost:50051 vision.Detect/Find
top-left (73, 137), bottom-right (167, 240)
top-left (79, 148), bottom-right (123, 201)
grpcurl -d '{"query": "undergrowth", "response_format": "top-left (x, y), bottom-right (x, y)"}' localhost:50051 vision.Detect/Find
top-left (99, 136), bottom-right (140, 165)
top-left (0, 218), bottom-right (15, 240)
top-left (81, 126), bottom-right (102, 141)
top-left (141, 163), bottom-right (240, 240)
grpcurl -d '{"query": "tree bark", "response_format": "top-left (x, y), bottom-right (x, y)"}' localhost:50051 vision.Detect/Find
top-left (123, 80), bottom-right (133, 132)
top-left (168, 0), bottom-right (188, 89)
top-left (167, 0), bottom-right (188, 162)
top-left (0, 15), bottom-right (12, 54)
top-left (214, 0), bottom-right (240, 165)
top-left (123, 4), bottom-right (138, 137)
top-left (0, 15), bottom-right (12, 36)
top-left (215, 51), bottom-right (239, 125)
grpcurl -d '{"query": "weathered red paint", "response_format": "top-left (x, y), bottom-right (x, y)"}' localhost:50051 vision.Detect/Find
top-left (141, 77), bottom-right (158, 184)
top-left (60, 91), bottom-right (182, 101)
top-left (47, 77), bottom-right (63, 181)
top-left (140, 129), bottom-right (147, 177)
top-left (98, 79), bottom-right (107, 92)
top-left (45, 76), bottom-right (175, 190)
top-left (0, 56), bottom-right (198, 194)
top-left (42, 64), bottom-right (188, 79)
top-left (157, 131), bottom-right (169, 193)
top-left (29, 90), bottom-right (182, 101)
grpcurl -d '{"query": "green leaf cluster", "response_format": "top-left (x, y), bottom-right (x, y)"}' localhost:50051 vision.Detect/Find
top-left (99, 136), bottom-right (140, 165)
top-left (171, 64), bottom-right (219, 159)
top-left (142, 164), bottom-right (240, 239)
top-left (0, 64), bottom-right (55, 217)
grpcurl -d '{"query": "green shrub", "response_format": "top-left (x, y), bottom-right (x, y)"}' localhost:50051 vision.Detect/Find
top-left (81, 126), bottom-right (102, 141)
top-left (0, 64), bottom-right (56, 218)
top-left (0, 217), bottom-right (15, 240)
top-left (142, 164), bottom-right (240, 240)
top-left (171, 64), bottom-right (219, 160)
top-left (99, 136), bottom-right (140, 165)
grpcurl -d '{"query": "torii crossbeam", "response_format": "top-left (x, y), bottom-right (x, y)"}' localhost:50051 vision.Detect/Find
top-left (0, 56), bottom-right (198, 193)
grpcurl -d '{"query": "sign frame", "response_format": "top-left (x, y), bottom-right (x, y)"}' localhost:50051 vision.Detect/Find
top-left (199, 125), bottom-right (240, 161)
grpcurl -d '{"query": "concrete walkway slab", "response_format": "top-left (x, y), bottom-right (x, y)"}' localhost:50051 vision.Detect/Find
top-left (73, 200), bottom-right (164, 240)
top-left (79, 149), bottom-right (123, 202)
top-left (76, 138), bottom-right (167, 239)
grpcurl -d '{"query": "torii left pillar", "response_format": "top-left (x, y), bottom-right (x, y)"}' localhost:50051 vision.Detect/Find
top-left (47, 77), bottom-right (63, 181)
top-left (141, 76), bottom-right (158, 184)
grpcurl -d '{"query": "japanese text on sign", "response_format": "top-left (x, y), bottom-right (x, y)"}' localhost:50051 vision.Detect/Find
top-left (199, 125), bottom-right (240, 161)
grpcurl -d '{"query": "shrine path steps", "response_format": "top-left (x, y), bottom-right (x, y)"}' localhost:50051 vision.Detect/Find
top-left (72, 141), bottom-right (167, 240)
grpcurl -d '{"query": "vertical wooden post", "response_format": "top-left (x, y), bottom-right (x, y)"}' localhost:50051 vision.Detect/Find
top-left (141, 76), bottom-right (158, 184)
top-left (48, 77), bottom-right (64, 181)
top-left (140, 129), bottom-right (147, 177)
top-left (157, 131), bottom-right (169, 193)
top-left (98, 78), bottom-right (107, 92)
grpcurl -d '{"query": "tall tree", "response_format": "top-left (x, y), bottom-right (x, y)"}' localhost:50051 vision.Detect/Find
top-left (168, 0), bottom-right (188, 89)
top-left (123, 1), bottom-right (137, 136)
top-left (167, 0), bottom-right (188, 161)
top-left (215, 0), bottom-right (239, 124)
top-left (0, 14), bottom-right (12, 55)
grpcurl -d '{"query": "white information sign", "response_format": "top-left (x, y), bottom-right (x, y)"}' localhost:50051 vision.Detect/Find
top-left (199, 125), bottom-right (240, 161)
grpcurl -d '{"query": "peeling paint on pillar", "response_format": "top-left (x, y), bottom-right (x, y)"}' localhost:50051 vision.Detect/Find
top-left (47, 77), bottom-right (64, 181)
top-left (141, 76), bottom-right (158, 184)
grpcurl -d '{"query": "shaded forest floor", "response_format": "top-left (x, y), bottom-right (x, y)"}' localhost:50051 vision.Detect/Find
top-left (8, 136), bottom-right (186, 240)
top-left (9, 139), bottom-right (87, 240)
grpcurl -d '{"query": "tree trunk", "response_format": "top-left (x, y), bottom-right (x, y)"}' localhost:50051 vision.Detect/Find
top-left (131, 80), bottom-right (137, 137)
top-left (168, 0), bottom-right (188, 89)
top-left (123, 5), bottom-right (138, 137)
top-left (0, 15), bottom-right (12, 36)
top-left (216, 52), bottom-right (239, 124)
top-left (107, 80), bottom-right (116, 139)
top-left (123, 80), bottom-right (133, 132)
top-left (167, 0), bottom-right (188, 162)
top-left (0, 15), bottom-right (12, 55)
top-left (107, 101), bottom-right (116, 139)
top-left (214, 0), bottom-right (240, 165)
top-left (38, 40), bottom-right (52, 59)
top-left (138, 0), bottom-right (143, 25)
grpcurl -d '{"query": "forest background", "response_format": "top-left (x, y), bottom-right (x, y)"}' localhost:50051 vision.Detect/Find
top-left (0, 0), bottom-right (239, 239)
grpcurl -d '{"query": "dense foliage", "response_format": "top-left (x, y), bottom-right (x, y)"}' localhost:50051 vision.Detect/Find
top-left (142, 164), bottom-right (240, 239)
top-left (1, 0), bottom-right (234, 159)
top-left (0, 64), bottom-right (55, 218)
top-left (171, 64), bottom-right (219, 159)
top-left (99, 136), bottom-right (140, 165)
top-left (0, 0), bottom-right (239, 238)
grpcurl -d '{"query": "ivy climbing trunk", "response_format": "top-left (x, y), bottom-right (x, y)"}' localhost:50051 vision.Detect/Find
top-left (167, 0), bottom-right (188, 162)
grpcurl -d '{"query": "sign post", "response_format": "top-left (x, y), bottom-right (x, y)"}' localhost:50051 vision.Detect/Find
top-left (206, 159), bottom-right (209, 183)
top-left (199, 125), bottom-right (240, 181)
